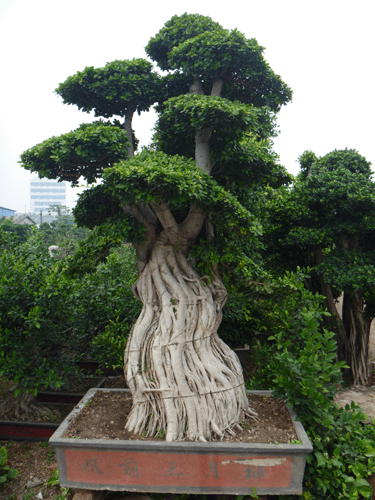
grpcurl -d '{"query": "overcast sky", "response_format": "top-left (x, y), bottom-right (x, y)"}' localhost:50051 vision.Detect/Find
top-left (1, 0), bottom-right (374, 213)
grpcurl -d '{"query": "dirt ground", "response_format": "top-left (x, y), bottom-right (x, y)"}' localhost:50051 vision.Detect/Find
top-left (0, 439), bottom-right (74, 500)
top-left (1, 318), bottom-right (374, 499)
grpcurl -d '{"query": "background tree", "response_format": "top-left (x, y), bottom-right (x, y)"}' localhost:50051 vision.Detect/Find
top-left (265, 148), bottom-right (375, 385)
top-left (20, 13), bottom-right (292, 442)
top-left (75, 245), bottom-right (141, 372)
top-left (0, 229), bottom-right (77, 418)
top-left (0, 229), bottom-right (140, 418)
top-left (0, 218), bottom-right (32, 244)
top-left (38, 217), bottom-right (90, 256)
top-left (243, 269), bottom-right (375, 499)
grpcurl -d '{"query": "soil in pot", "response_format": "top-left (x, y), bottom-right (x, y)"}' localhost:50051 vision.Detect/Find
top-left (63, 389), bottom-right (299, 444)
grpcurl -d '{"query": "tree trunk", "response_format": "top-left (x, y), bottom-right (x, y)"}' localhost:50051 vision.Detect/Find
top-left (195, 128), bottom-right (212, 173)
top-left (123, 103), bottom-right (136, 158)
top-left (124, 236), bottom-right (255, 442)
top-left (0, 387), bottom-right (61, 421)
top-left (315, 245), bottom-right (372, 385)
top-left (342, 292), bottom-right (372, 385)
top-left (314, 246), bottom-right (351, 360)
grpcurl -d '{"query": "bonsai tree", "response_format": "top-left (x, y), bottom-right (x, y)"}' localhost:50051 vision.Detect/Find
top-left (265, 148), bottom-right (375, 385)
top-left (20, 13), bottom-right (292, 441)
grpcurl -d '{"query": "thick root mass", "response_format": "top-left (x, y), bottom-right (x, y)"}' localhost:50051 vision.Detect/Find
top-left (124, 242), bottom-right (256, 442)
top-left (0, 390), bottom-right (61, 422)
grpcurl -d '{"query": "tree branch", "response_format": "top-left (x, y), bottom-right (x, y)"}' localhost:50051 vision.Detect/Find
top-left (122, 202), bottom-right (159, 275)
top-left (179, 204), bottom-right (207, 251)
top-left (124, 102), bottom-right (137, 158)
top-left (195, 128), bottom-right (212, 173)
top-left (211, 78), bottom-right (224, 97)
top-left (121, 201), bottom-right (158, 229)
top-left (314, 244), bottom-right (352, 356)
top-left (149, 200), bottom-right (179, 233)
top-left (189, 75), bottom-right (204, 95)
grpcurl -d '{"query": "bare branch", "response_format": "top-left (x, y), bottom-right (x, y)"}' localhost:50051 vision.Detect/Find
top-left (128, 202), bottom-right (158, 229)
top-left (195, 128), bottom-right (212, 173)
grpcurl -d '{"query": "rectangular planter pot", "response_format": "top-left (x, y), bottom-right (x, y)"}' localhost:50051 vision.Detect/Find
top-left (0, 421), bottom-right (59, 441)
top-left (50, 389), bottom-right (313, 496)
top-left (36, 376), bottom-right (107, 404)
top-left (0, 378), bottom-right (108, 442)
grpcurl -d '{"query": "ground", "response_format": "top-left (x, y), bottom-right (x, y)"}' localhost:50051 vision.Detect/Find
top-left (1, 327), bottom-right (374, 499)
top-left (0, 439), bottom-right (73, 500)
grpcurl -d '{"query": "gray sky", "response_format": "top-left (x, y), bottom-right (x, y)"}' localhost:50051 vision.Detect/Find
top-left (1, 0), bottom-right (374, 213)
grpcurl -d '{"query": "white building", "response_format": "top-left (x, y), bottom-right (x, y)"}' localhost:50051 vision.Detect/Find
top-left (30, 177), bottom-right (67, 214)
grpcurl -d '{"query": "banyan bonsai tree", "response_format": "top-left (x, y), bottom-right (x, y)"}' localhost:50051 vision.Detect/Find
top-left (20, 13), bottom-right (292, 441)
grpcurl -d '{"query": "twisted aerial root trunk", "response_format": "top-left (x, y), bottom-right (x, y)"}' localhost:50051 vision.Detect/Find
top-left (343, 292), bottom-right (372, 385)
top-left (0, 387), bottom-right (61, 421)
top-left (124, 242), bottom-right (256, 442)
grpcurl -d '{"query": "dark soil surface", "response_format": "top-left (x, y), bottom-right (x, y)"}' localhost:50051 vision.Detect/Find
top-left (0, 440), bottom-right (75, 500)
top-left (64, 388), bottom-right (299, 444)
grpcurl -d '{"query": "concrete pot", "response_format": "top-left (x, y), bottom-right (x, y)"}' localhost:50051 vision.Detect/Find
top-left (0, 378), bottom-right (107, 442)
top-left (0, 420), bottom-right (59, 441)
top-left (50, 388), bottom-right (313, 496)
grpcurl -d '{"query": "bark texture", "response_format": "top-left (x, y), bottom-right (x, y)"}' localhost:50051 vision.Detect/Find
top-left (0, 388), bottom-right (61, 421)
top-left (342, 292), bottom-right (372, 385)
top-left (123, 103), bottom-right (136, 158)
top-left (315, 245), bottom-right (372, 385)
top-left (124, 235), bottom-right (255, 442)
top-left (121, 73), bottom-right (255, 441)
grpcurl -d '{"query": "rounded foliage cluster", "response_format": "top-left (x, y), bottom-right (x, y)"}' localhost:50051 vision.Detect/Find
top-left (146, 13), bottom-right (222, 71)
top-left (20, 121), bottom-right (130, 184)
top-left (56, 58), bottom-right (162, 118)
top-left (105, 149), bottom-right (257, 230)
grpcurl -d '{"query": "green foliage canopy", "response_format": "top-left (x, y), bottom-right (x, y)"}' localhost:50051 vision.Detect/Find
top-left (55, 59), bottom-right (162, 118)
top-left (146, 13), bottom-right (292, 112)
top-left (0, 228), bottom-right (140, 396)
top-left (20, 13), bottom-right (292, 215)
top-left (19, 12), bottom-right (293, 330)
top-left (20, 121), bottom-right (130, 184)
top-left (146, 13), bottom-right (223, 71)
top-left (247, 270), bottom-right (375, 499)
top-left (104, 149), bottom-right (259, 230)
top-left (266, 149), bottom-right (375, 275)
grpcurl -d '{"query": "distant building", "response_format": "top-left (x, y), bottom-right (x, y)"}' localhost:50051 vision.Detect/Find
top-left (0, 206), bottom-right (16, 217)
top-left (30, 177), bottom-right (67, 214)
top-left (13, 211), bottom-right (61, 226)
top-left (13, 214), bottom-right (37, 225)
